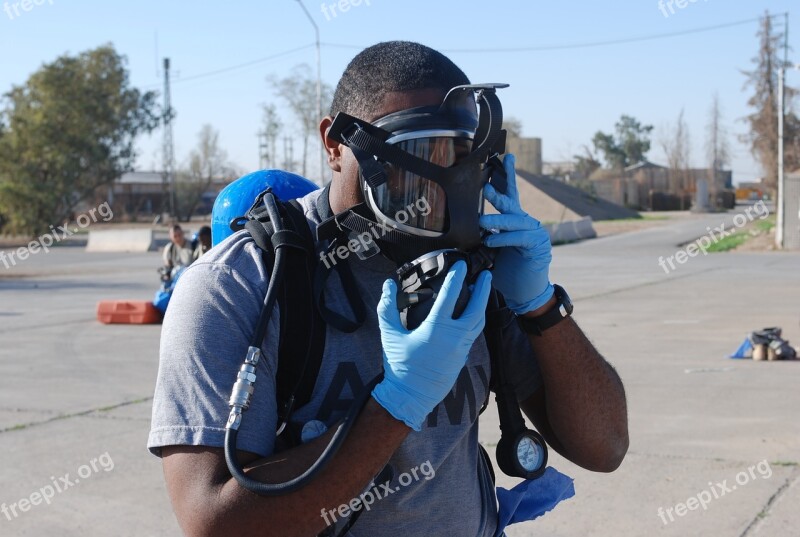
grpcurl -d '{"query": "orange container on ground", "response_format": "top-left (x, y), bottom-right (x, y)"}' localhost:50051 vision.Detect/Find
top-left (97, 300), bottom-right (163, 324)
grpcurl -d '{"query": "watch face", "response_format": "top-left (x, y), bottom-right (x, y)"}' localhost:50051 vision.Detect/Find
top-left (516, 436), bottom-right (545, 473)
top-left (555, 285), bottom-right (573, 314)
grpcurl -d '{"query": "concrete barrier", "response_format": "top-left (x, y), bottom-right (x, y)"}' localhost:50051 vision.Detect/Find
top-left (545, 217), bottom-right (597, 244)
top-left (86, 229), bottom-right (156, 252)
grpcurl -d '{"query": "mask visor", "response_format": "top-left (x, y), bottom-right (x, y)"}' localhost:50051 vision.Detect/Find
top-left (367, 134), bottom-right (474, 235)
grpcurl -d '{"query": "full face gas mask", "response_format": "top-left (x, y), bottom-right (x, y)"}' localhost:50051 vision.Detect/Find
top-left (325, 83), bottom-right (509, 265)
top-left (324, 84), bottom-right (510, 329)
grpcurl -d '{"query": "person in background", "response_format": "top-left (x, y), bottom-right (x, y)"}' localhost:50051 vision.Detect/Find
top-left (162, 224), bottom-right (194, 272)
top-left (193, 225), bottom-right (212, 261)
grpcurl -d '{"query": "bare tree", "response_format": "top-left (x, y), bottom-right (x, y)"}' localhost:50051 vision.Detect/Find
top-left (706, 93), bottom-right (730, 205)
top-left (261, 103), bottom-right (282, 168)
top-left (175, 124), bottom-right (236, 221)
top-left (741, 11), bottom-right (800, 195)
top-left (659, 109), bottom-right (691, 196)
top-left (573, 145), bottom-right (601, 179)
top-left (268, 64), bottom-right (332, 180)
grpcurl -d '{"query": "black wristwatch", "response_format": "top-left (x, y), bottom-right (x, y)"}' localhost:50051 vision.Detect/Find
top-left (516, 285), bottom-right (573, 336)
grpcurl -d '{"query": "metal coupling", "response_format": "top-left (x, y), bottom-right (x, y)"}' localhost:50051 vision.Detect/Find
top-left (226, 407), bottom-right (242, 431)
top-left (227, 346), bottom-right (263, 427)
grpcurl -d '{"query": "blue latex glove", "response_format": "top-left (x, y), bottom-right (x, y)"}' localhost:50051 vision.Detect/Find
top-left (372, 261), bottom-right (492, 431)
top-left (480, 154), bottom-right (554, 315)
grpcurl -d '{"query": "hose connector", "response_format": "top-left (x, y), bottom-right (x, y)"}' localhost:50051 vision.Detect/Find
top-left (226, 346), bottom-right (262, 431)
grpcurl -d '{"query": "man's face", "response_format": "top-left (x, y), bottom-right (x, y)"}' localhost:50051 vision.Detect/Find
top-left (170, 228), bottom-right (185, 246)
top-left (324, 88), bottom-right (448, 213)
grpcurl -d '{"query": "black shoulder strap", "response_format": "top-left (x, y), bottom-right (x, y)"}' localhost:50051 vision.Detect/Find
top-left (480, 289), bottom-right (508, 413)
top-left (276, 200), bottom-right (326, 422)
top-left (241, 194), bottom-right (326, 427)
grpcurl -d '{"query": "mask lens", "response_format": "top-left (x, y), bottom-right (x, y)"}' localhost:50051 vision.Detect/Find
top-left (371, 137), bottom-right (472, 233)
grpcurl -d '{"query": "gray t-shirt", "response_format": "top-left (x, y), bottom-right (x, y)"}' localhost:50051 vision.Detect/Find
top-left (148, 188), bottom-right (542, 537)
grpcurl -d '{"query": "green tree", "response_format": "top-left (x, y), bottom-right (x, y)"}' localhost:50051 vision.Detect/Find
top-left (0, 45), bottom-right (159, 236)
top-left (592, 115), bottom-right (653, 169)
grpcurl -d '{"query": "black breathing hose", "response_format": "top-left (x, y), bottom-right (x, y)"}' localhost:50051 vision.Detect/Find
top-left (224, 191), bottom-right (383, 496)
top-left (224, 374), bottom-right (381, 496)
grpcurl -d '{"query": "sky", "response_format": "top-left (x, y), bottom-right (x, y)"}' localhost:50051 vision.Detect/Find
top-left (1, 0), bottom-right (798, 185)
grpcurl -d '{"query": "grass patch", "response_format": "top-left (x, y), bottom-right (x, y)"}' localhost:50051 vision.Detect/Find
top-left (754, 216), bottom-right (775, 233)
top-left (97, 396), bottom-right (151, 413)
top-left (770, 460), bottom-right (799, 467)
top-left (6, 423), bottom-right (29, 432)
top-left (705, 232), bottom-right (749, 252)
top-left (705, 214), bottom-right (775, 253)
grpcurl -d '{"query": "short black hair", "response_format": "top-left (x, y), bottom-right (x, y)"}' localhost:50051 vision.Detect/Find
top-left (198, 225), bottom-right (211, 237)
top-left (330, 41), bottom-right (470, 120)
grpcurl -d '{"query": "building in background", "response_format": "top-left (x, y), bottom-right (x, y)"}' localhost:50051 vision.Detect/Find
top-left (506, 137), bottom-right (542, 175)
top-left (587, 161), bottom-right (733, 211)
top-left (99, 171), bottom-right (233, 221)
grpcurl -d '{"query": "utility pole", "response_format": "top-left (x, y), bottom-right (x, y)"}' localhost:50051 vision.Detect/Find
top-left (162, 58), bottom-right (176, 220)
top-left (295, 0), bottom-right (324, 184)
top-left (777, 66), bottom-right (785, 248)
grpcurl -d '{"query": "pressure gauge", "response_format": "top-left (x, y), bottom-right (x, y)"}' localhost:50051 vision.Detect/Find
top-left (516, 434), bottom-right (546, 475)
top-left (496, 429), bottom-right (548, 480)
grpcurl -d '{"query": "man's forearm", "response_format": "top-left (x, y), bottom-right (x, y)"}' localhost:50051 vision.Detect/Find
top-left (167, 399), bottom-right (409, 537)
top-left (520, 302), bottom-right (629, 472)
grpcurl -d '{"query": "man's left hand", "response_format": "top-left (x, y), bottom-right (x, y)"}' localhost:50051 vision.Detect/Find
top-left (479, 154), bottom-right (554, 315)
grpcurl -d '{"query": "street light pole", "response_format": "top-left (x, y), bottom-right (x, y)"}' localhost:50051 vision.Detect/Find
top-left (295, 0), bottom-right (324, 185)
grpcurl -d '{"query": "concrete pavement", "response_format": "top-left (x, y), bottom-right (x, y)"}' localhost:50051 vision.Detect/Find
top-left (0, 206), bottom-right (798, 536)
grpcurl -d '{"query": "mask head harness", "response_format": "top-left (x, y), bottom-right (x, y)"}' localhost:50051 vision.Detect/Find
top-left (322, 83), bottom-right (509, 264)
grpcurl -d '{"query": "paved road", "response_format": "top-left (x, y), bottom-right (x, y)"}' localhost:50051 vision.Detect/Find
top-left (0, 207), bottom-right (797, 536)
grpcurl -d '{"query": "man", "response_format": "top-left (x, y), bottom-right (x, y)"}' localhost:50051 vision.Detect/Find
top-left (162, 224), bottom-right (194, 271)
top-left (149, 41), bottom-right (628, 537)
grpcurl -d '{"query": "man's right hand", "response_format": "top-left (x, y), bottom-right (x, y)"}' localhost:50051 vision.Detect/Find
top-left (372, 261), bottom-right (492, 431)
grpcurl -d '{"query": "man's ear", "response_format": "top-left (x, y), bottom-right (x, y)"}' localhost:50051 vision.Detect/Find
top-left (319, 116), bottom-right (342, 173)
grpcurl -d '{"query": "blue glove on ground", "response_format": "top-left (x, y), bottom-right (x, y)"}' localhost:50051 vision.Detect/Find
top-left (479, 154), bottom-right (554, 315)
top-left (372, 261), bottom-right (492, 431)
